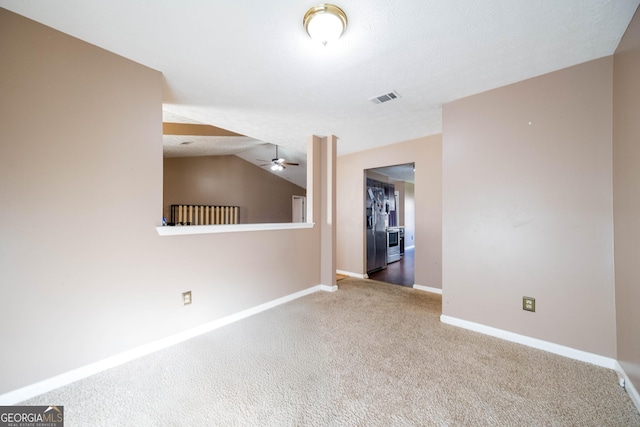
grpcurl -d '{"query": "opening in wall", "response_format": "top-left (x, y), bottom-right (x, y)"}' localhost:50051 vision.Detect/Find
top-left (365, 163), bottom-right (415, 287)
top-left (161, 108), bottom-right (308, 227)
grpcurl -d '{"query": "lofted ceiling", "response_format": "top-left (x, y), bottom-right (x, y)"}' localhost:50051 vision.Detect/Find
top-left (1, 0), bottom-right (638, 163)
top-left (162, 110), bottom-right (307, 188)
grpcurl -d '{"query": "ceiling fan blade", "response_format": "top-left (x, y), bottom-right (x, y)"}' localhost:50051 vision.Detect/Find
top-left (283, 162), bottom-right (299, 166)
top-left (259, 163), bottom-right (270, 167)
top-left (256, 159), bottom-right (270, 163)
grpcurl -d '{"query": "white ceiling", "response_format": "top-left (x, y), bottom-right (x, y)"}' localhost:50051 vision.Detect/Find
top-left (2, 0), bottom-right (638, 159)
top-left (370, 164), bottom-right (415, 184)
top-left (234, 143), bottom-right (307, 189)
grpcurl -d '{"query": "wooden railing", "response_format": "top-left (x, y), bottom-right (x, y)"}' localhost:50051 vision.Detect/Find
top-left (170, 204), bottom-right (239, 225)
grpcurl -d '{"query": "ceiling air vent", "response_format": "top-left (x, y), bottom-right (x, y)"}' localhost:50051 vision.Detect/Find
top-left (369, 90), bottom-right (401, 105)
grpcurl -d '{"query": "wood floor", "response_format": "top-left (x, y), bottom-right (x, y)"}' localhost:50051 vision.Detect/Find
top-left (367, 247), bottom-right (415, 287)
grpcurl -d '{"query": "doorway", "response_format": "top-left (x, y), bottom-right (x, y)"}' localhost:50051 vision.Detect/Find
top-left (364, 163), bottom-right (415, 287)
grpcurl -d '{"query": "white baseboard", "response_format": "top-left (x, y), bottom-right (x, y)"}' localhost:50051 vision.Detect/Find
top-left (442, 314), bottom-right (640, 413)
top-left (336, 269), bottom-right (367, 279)
top-left (615, 361), bottom-right (640, 414)
top-left (0, 284), bottom-right (331, 405)
top-left (413, 284), bottom-right (442, 294)
top-left (440, 315), bottom-right (618, 370)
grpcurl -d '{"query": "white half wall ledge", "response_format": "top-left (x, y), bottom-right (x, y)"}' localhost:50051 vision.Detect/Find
top-left (156, 222), bottom-right (314, 236)
top-left (336, 270), bottom-right (367, 279)
top-left (413, 284), bottom-right (442, 294)
top-left (440, 315), bottom-right (618, 370)
top-left (0, 283), bottom-right (333, 405)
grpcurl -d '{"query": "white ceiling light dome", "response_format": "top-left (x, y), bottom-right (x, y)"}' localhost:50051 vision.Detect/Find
top-left (303, 4), bottom-right (348, 46)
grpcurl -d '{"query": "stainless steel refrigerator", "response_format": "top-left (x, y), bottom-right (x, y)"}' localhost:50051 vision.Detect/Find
top-left (366, 186), bottom-right (387, 273)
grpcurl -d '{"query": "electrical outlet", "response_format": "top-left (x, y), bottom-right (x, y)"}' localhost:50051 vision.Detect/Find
top-left (523, 296), bottom-right (535, 312)
top-left (619, 377), bottom-right (626, 388)
top-left (182, 291), bottom-right (192, 305)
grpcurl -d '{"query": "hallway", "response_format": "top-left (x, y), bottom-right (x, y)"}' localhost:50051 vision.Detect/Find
top-left (368, 247), bottom-right (414, 287)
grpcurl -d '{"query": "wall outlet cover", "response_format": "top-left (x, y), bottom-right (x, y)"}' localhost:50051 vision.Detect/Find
top-left (183, 291), bottom-right (192, 305)
top-left (523, 296), bottom-right (535, 312)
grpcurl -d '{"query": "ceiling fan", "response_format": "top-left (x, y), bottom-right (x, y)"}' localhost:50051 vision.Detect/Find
top-left (258, 145), bottom-right (299, 172)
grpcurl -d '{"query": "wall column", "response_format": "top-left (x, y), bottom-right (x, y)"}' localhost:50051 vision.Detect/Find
top-left (320, 136), bottom-right (337, 287)
top-left (307, 135), bottom-right (337, 288)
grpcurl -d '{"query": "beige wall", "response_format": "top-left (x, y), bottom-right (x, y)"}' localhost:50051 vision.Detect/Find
top-left (442, 57), bottom-right (616, 357)
top-left (336, 135), bottom-right (442, 287)
top-left (613, 7), bottom-right (640, 393)
top-left (319, 136), bottom-right (337, 287)
top-left (394, 179), bottom-right (405, 226)
top-left (0, 9), bottom-right (322, 395)
top-left (403, 182), bottom-right (416, 248)
top-left (163, 155), bottom-right (306, 224)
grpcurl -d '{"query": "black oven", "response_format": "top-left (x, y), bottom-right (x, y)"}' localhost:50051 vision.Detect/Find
top-left (388, 229), bottom-right (399, 247)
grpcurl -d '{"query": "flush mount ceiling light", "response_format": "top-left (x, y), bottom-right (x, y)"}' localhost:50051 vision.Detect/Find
top-left (303, 4), bottom-right (348, 46)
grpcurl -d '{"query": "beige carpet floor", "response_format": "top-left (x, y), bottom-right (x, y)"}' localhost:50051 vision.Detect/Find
top-left (23, 278), bottom-right (640, 426)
